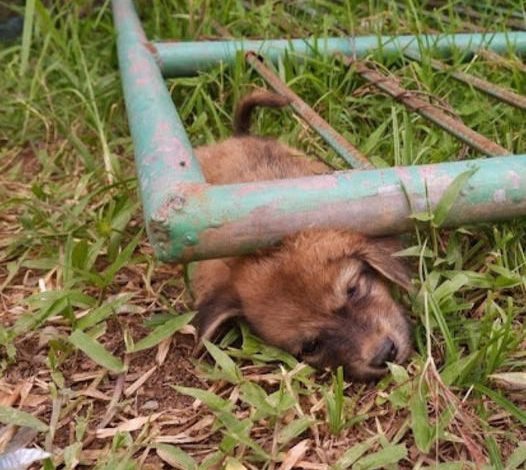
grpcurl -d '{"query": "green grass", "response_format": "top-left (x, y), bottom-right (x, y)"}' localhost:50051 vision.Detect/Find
top-left (1, 0), bottom-right (526, 468)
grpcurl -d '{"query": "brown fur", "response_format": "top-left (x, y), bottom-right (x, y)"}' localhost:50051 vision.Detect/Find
top-left (191, 90), bottom-right (412, 381)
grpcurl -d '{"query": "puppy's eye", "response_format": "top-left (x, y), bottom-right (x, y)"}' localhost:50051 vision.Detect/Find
top-left (301, 339), bottom-right (320, 355)
top-left (347, 286), bottom-right (357, 299)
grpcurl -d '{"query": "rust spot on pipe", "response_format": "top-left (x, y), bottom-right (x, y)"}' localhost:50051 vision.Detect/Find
top-left (143, 41), bottom-right (164, 69)
top-left (339, 54), bottom-right (510, 157)
top-left (144, 41), bottom-right (157, 55)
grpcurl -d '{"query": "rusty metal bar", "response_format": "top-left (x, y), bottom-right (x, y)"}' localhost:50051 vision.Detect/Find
top-left (338, 55), bottom-right (510, 157)
top-left (207, 21), bottom-right (365, 168)
top-left (477, 48), bottom-right (526, 73)
top-left (415, 1), bottom-right (485, 33)
top-left (430, 11), bottom-right (484, 33)
top-left (404, 49), bottom-right (526, 110)
top-left (245, 52), bottom-right (372, 169)
top-left (207, 21), bottom-right (367, 168)
top-left (486, 6), bottom-right (524, 21)
top-left (210, 19), bottom-right (234, 39)
top-left (450, 4), bottom-right (525, 31)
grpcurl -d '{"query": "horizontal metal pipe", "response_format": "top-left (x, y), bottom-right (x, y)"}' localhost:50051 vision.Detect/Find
top-left (155, 155), bottom-right (526, 262)
top-left (112, 0), bottom-right (205, 245)
top-left (339, 55), bottom-right (510, 157)
top-left (154, 32), bottom-right (526, 77)
top-left (245, 52), bottom-right (373, 169)
top-left (405, 49), bottom-right (526, 110)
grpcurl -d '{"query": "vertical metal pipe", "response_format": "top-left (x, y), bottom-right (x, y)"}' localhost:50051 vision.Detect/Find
top-left (245, 52), bottom-right (373, 169)
top-left (112, 0), bottom-right (205, 257)
top-left (339, 55), bottom-right (510, 157)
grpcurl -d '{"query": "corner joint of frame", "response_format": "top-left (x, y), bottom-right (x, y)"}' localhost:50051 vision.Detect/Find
top-left (148, 193), bottom-right (191, 262)
top-left (143, 41), bottom-right (163, 68)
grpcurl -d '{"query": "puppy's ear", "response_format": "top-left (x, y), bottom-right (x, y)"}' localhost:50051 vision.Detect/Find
top-left (193, 287), bottom-right (242, 353)
top-left (360, 238), bottom-right (413, 292)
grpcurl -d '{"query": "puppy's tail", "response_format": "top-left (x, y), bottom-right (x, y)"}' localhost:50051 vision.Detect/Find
top-left (234, 89), bottom-right (290, 135)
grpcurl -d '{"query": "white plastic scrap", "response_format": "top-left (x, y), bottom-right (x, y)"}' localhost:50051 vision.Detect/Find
top-left (0, 448), bottom-right (51, 470)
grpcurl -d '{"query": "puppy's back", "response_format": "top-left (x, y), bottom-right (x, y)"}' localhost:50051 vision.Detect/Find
top-left (195, 90), bottom-right (329, 184)
top-left (195, 136), bottom-right (327, 184)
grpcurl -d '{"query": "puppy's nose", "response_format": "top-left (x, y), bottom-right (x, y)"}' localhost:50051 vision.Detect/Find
top-left (370, 337), bottom-right (397, 367)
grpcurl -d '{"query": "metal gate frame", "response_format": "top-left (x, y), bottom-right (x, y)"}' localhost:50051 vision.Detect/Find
top-left (112, 0), bottom-right (526, 263)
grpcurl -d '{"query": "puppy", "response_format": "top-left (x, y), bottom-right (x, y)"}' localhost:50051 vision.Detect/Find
top-left (191, 90), bottom-right (412, 381)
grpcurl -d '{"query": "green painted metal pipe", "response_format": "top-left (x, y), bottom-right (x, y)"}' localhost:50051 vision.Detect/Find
top-left (113, 0), bottom-right (526, 263)
top-left (154, 32), bottom-right (526, 77)
top-left (157, 155), bottom-right (526, 262)
top-left (112, 0), bottom-right (204, 242)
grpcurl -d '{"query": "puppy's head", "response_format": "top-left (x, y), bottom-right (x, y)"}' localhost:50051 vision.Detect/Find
top-left (194, 230), bottom-right (413, 382)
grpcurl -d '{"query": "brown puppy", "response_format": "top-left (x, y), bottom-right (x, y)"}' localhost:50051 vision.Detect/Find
top-left (191, 90), bottom-right (412, 381)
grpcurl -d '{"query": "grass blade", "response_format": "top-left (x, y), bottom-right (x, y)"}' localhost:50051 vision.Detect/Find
top-left (433, 168), bottom-right (478, 227)
top-left (156, 444), bottom-right (198, 470)
top-left (240, 382), bottom-right (276, 417)
top-left (69, 329), bottom-right (125, 373)
top-left (129, 312), bottom-right (194, 353)
top-left (353, 444), bottom-right (407, 470)
top-left (77, 294), bottom-right (134, 330)
top-left (101, 230), bottom-right (142, 284)
top-left (173, 386), bottom-right (232, 412)
top-left (325, 367), bottom-right (345, 435)
top-left (489, 372), bottom-right (526, 391)
top-left (277, 416), bottom-right (315, 445)
top-left (0, 449), bottom-right (51, 469)
top-left (20, 0), bottom-right (36, 76)
top-left (410, 386), bottom-right (432, 453)
top-left (505, 443), bottom-right (526, 470)
top-left (333, 438), bottom-right (377, 469)
top-left (0, 406), bottom-right (48, 432)
top-left (475, 384), bottom-right (526, 426)
top-left (203, 340), bottom-right (242, 384)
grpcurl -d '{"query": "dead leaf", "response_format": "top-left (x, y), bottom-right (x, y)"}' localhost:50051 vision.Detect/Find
top-left (279, 439), bottom-right (310, 470)
top-left (225, 457), bottom-right (247, 470)
top-left (489, 372), bottom-right (526, 391)
top-left (95, 413), bottom-right (163, 438)
top-left (156, 338), bottom-right (171, 366)
top-left (124, 366), bottom-right (157, 397)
